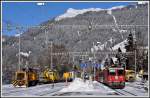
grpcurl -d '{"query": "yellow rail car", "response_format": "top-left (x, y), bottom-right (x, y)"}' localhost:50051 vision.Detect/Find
top-left (125, 70), bottom-right (136, 82)
top-left (63, 71), bottom-right (74, 82)
top-left (43, 68), bottom-right (60, 83)
top-left (12, 68), bottom-right (38, 87)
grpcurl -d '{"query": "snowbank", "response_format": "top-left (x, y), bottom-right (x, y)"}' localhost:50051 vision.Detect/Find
top-left (136, 74), bottom-right (142, 82)
top-left (59, 78), bottom-right (115, 94)
top-left (59, 78), bottom-right (94, 92)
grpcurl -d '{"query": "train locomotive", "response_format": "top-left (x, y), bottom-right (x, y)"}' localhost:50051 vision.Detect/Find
top-left (12, 68), bottom-right (39, 87)
top-left (96, 66), bottom-right (125, 89)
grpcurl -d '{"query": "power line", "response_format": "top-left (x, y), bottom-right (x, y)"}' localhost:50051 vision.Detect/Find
top-left (51, 51), bottom-right (134, 56)
top-left (2, 24), bottom-right (149, 30)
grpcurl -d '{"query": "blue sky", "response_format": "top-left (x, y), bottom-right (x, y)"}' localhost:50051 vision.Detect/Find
top-left (2, 2), bottom-right (136, 36)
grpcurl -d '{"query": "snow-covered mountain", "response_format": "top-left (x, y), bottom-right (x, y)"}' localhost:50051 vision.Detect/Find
top-left (55, 5), bottom-right (126, 21)
top-left (108, 5), bottom-right (125, 10)
top-left (55, 8), bottom-right (104, 21)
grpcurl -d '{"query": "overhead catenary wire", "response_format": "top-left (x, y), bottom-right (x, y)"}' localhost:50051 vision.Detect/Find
top-left (2, 24), bottom-right (149, 30)
top-left (50, 51), bottom-right (134, 56)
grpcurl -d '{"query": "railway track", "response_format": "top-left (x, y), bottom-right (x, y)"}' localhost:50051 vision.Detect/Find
top-left (38, 86), bottom-right (66, 96)
top-left (114, 89), bottom-right (137, 96)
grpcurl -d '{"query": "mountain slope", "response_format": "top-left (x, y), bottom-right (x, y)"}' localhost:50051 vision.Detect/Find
top-left (2, 3), bottom-right (148, 84)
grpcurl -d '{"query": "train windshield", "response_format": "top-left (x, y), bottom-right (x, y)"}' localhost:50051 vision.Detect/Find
top-left (129, 71), bottom-right (135, 74)
top-left (49, 72), bottom-right (54, 75)
top-left (118, 69), bottom-right (124, 75)
top-left (109, 69), bottom-right (116, 75)
top-left (17, 73), bottom-right (25, 80)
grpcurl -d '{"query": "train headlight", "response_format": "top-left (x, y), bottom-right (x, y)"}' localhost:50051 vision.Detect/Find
top-left (115, 76), bottom-right (118, 80)
top-left (108, 77), bottom-right (112, 81)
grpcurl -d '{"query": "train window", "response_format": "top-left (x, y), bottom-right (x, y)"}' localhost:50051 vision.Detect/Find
top-left (118, 70), bottom-right (124, 75)
top-left (49, 72), bottom-right (53, 75)
top-left (109, 69), bottom-right (116, 75)
top-left (17, 73), bottom-right (25, 80)
top-left (129, 71), bottom-right (135, 74)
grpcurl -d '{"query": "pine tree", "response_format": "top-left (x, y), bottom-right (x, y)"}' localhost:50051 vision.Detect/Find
top-left (125, 32), bottom-right (134, 52)
top-left (124, 32), bottom-right (137, 70)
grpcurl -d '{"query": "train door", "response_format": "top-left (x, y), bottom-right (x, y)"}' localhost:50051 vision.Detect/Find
top-left (117, 68), bottom-right (125, 88)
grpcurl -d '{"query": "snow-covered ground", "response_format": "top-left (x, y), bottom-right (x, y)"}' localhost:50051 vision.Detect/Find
top-left (2, 83), bottom-right (66, 96)
top-left (56, 78), bottom-right (116, 96)
top-left (2, 78), bottom-right (148, 96)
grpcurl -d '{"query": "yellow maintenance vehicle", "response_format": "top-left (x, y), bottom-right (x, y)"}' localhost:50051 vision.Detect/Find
top-left (125, 70), bottom-right (136, 82)
top-left (63, 71), bottom-right (74, 82)
top-left (138, 69), bottom-right (148, 81)
top-left (12, 68), bottom-right (38, 87)
top-left (42, 68), bottom-right (60, 83)
top-left (139, 69), bottom-right (144, 77)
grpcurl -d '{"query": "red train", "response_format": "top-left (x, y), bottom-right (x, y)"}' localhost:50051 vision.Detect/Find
top-left (95, 67), bottom-right (125, 89)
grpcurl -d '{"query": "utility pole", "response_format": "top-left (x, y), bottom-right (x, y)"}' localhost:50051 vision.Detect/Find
top-left (135, 49), bottom-right (137, 75)
top-left (51, 41), bottom-right (53, 70)
top-left (73, 55), bottom-right (75, 79)
top-left (93, 42), bottom-right (96, 81)
top-left (18, 31), bottom-right (21, 71)
top-left (134, 27), bottom-right (137, 76)
top-left (45, 30), bottom-right (48, 46)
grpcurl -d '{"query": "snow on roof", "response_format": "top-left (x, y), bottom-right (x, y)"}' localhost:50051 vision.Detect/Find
top-left (112, 39), bottom-right (127, 53)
